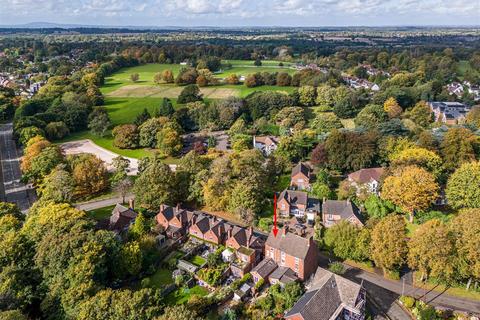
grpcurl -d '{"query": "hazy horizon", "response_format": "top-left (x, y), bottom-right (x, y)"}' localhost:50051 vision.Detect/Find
top-left (1, 0), bottom-right (479, 28)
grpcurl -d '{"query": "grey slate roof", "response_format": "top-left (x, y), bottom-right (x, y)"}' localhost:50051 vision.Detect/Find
top-left (291, 162), bottom-right (310, 178)
top-left (109, 204), bottom-right (137, 232)
top-left (279, 189), bottom-right (308, 207)
top-left (265, 229), bottom-right (313, 260)
top-left (251, 258), bottom-right (278, 279)
top-left (269, 266), bottom-right (298, 284)
top-left (285, 267), bottom-right (364, 320)
top-left (322, 200), bottom-right (363, 222)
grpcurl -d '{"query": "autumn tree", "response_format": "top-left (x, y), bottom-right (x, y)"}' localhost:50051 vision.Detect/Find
top-left (276, 72), bottom-right (292, 86)
top-left (450, 209), bottom-right (480, 288)
top-left (446, 161), bottom-right (480, 209)
top-left (69, 154), bottom-right (109, 196)
top-left (381, 166), bottom-right (439, 222)
top-left (370, 215), bottom-right (407, 273)
top-left (407, 101), bottom-right (433, 128)
top-left (153, 72), bottom-right (162, 84)
top-left (440, 127), bottom-right (478, 170)
top-left (465, 105), bottom-right (480, 128)
top-left (225, 74), bottom-right (239, 85)
top-left (156, 126), bottom-right (183, 156)
top-left (25, 145), bottom-right (65, 184)
top-left (161, 69), bottom-right (174, 83)
top-left (39, 165), bottom-right (75, 203)
top-left (408, 219), bottom-right (456, 282)
top-left (354, 104), bottom-right (388, 129)
top-left (390, 147), bottom-right (443, 178)
top-left (156, 305), bottom-right (200, 320)
top-left (130, 73), bottom-right (139, 82)
top-left (383, 97), bottom-right (403, 119)
top-left (310, 112), bottom-right (343, 134)
top-left (112, 124), bottom-right (139, 149)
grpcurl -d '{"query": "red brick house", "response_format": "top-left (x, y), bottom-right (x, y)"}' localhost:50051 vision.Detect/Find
top-left (290, 162), bottom-right (312, 191)
top-left (155, 204), bottom-right (192, 239)
top-left (263, 226), bottom-right (318, 281)
top-left (277, 189), bottom-right (320, 223)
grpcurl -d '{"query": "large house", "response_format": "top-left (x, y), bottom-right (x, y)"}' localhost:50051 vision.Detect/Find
top-left (277, 189), bottom-right (320, 222)
top-left (285, 267), bottom-right (366, 320)
top-left (156, 204), bottom-right (265, 276)
top-left (252, 226), bottom-right (318, 282)
top-left (428, 101), bottom-right (471, 124)
top-left (253, 135), bottom-right (279, 156)
top-left (321, 199), bottom-right (364, 228)
top-left (291, 162), bottom-right (312, 191)
top-left (347, 167), bottom-right (384, 195)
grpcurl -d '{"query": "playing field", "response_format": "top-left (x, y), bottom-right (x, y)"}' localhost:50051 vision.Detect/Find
top-left (101, 61), bottom-right (296, 94)
top-left (107, 84), bottom-right (240, 99)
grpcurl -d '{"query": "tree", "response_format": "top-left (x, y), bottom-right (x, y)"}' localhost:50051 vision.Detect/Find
top-left (39, 165), bottom-right (75, 203)
top-left (310, 112), bottom-right (343, 134)
top-left (153, 72), bottom-right (162, 84)
top-left (178, 84), bottom-right (203, 104)
top-left (440, 127), bottom-right (477, 170)
top-left (156, 126), bottom-right (183, 156)
top-left (408, 219), bottom-right (456, 282)
top-left (25, 145), bottom-right (65, 183)
top-left (311, 181), bottom-right (334, 200)
top-left (310, 143), bottom-right (328, 167)
top-left (382, 166), bottom-right (438, 222)
top-left (324, 221), bottom-right (367, 261)
top-left (275, 107), bottom-right (305, 131)
top-left (130, 73), bottom-right (139, 82)
top-left (176, 67), bottom-right (198, 85)
top-left (134, 108), bottom-right (151, 126)
top-left (156, 98), bottom-right (175, 117)
top-left (298, 86), bottom-right (316, 106)
top-left (446, 161), bottom-right (480, 209)
top-left (354, 104), bottom-right (388, 129)
top-left (370, 215), bottom-right (407, 273)
top-left (408, 101), bottom-right (433, 128)
top-left (225, 74), bottom-right (239, 85)
top-left (465, 105), bottom-right (480, 128)
top-left (315, 85), bottom-right (336, 108)
top-left (0, 202), bottom-right (22, 220)
top-left (112, 124), bottom-right (139, 149)
top-left (276, 72), bottom-right (291, 86)
top-left (70, 154), bottom-right (109, 196)
top-left (45, 121), bottom-right (70, 140)
top-left (88, 107), bottom-right (111, 137)
top-left (390, 147), bottom-right (443, 178)
top-left (133, 156), bottom-right (176, 210)
top-left (129, 213), bottom-right (150, 240)
top-left (451, 209), bottom-right (480, 288)
top-left (19, 126), bottom-right (44, 145)
top-left (156, 305), bottom-right (201, 320)
top-left (244, 73), bottom-right (262, 88)
top-left (364, 194), bottom-right (397, 219)
top-left (138, 117), bottom-right (169, 148)
top-left (115, 178), bottom-right (133, 204)
top-left (254, 58), bottom-right (262, 66)
top-left (161, 69), bottom-right (174, 83)
top-left (383, 97), bottom-right (403, 119)
top-left (111, 156), bottom-right (130, 184)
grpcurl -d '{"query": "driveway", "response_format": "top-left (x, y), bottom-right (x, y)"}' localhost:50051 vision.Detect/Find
top-left (0, 123), bottom-right (36, 212)
top-left (60, 139), bottom-right (177, 175)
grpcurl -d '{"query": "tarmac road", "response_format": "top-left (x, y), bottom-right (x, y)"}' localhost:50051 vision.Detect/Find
top-left (0, 123), bottom-right (36, 212)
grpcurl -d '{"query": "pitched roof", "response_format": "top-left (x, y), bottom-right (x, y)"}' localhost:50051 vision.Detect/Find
top-left (265, 229), bottom-right (313, 260)
top-left (255, 136), bottom-right (279, 146)
top-left (269, 266), bottom-right (298, 284)
top-left (285, 267), bottom-right (364, 320)
top-left (348, 167), bottom-right (384, 184)
top-left (109, 204), bottom-right (137, 231)
top-left (278, 189), bottom-right (308, 207)
top-left (322, 200), bottom-right (363, 223)
top-left (291, 162), bottom-right (311, 178)
top-left (251, 258), bottom-right (278, 279)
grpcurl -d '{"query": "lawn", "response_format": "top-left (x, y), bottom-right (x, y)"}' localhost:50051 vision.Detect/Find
top-left (86, 205), bottom-right (115, 220)
top-left (104, 96), bottom-right (174, 125)
top-left (188, 255), bottom-right (206, 267)
top-left (164, 285), bottom-right (209, 305)
top-left (413, 272), bottom-right (480, 301)
top-left (142, 268), bottom-right (173, 289)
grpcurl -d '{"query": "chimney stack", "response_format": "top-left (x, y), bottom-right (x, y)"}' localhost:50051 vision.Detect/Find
top-left (227, 227), bottom-right (232, 239)
top-left (282, 225), bottom-right (288, 237)
top-left (129, 198), bottom-right (134, 210)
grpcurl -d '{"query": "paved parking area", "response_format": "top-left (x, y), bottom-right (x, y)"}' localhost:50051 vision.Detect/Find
top-left (0, 123), bottom-right (36, 212)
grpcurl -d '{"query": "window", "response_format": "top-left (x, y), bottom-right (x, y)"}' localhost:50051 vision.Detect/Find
top-left (294, 257), bottom-right (299, 272)
top-left (270, 247), bottom-right (274, 258)
top-left (281, 252), bottom-right (286, 266)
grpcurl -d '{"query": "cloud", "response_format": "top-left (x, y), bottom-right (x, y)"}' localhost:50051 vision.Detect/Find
top-left (0, 0), bottom-right (478, 25)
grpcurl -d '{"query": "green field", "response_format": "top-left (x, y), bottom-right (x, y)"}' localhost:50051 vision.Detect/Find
top-left (142, 268), bottom-right (173, 289)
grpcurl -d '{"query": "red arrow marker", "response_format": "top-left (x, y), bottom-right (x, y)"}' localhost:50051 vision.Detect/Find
top-left (273, 193), bottom-right (278, 237)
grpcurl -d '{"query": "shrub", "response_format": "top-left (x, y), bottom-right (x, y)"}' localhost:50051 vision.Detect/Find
top-left (399, 295), bottom-right (415, 309)
top-left (328, 262), bottom-right (345, 275)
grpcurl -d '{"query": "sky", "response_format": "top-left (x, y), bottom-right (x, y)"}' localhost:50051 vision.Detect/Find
top-left (0, 0), bottom-right (479, 27)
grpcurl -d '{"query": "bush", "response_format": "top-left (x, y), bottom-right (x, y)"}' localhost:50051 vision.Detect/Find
top-left (328, 262), bottom-right (345, 275)
top-left (399, 295), bottom-right (415, 309)
top-left (112, 124), bottom-right (139, 149)
top-left (45, 121), bottom-right (70, 140)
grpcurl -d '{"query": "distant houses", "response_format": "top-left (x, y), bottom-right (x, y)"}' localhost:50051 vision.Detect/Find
top-left (253, 135), bottom-right (279, 156)
top-left (446, 81), bottom-right (480, 101)
top-left (428, 101), bottom-right (471, 124)
top-left (285, 267), bottom-right (366, 320)
top-left (343, 75), bottom-right (380, 91)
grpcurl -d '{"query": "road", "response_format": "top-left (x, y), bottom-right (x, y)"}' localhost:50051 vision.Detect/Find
top-left (75, 194), bottom-right (134, 211)
top-left (319, 254), bottom-right (480, 317)
top-left (0, 123), bottom-right (36, 212)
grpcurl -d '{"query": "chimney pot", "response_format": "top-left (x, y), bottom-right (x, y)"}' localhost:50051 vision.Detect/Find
top-left (282, 225), bottom-right (288, 237)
